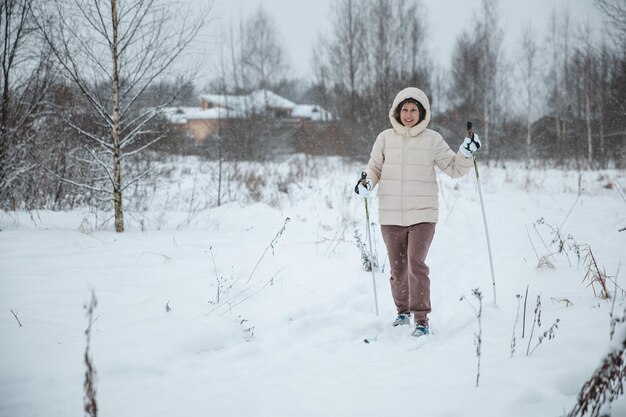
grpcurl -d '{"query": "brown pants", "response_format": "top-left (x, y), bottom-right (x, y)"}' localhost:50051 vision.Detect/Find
top-left (381, 223), bottom-right (436, 325)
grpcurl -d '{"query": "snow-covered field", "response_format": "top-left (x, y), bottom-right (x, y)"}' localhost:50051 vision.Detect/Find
top-left (1, 155), bottom-right (625, 417)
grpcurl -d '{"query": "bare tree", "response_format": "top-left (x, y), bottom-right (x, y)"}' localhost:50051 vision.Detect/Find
top-left (327, 0), bottom-right (366, 124)
top-left (362, 0), bottom-right (431, 120)
top-left (392, 0), bottom-right (430, 89)
top-left (546, 9), bottom-right (564, 162)
top-left (0, 0), bottom-right (54, 209)
top-left (595, 42), bottom-right (611, 167)
top-left (561, 10), bottom-right (574, 164)
top-left (519, 22), bottom-right (539, 164)
top-left (242, 5), bottom-right (287, 93)
top-left (478, 0), bottom-right (501, 156)
top-left (594, 0), bottom-right (626, 168)
top-left (447, 0), bottom-right (504, 152)
top-left (367, 0), bottom-right (394, 118)
top-left (448, 33), bottom-right (482, 122)
top-left (544, 7), bottom-right (576, 164)
top-left (307, 0), bottom-right (432, 157)
top-left (579, 23), bottom-right (595, 167)
top-left (310, 34), bottom-right (331, 120)
top-left (33, 0), bottom-right (214, 232)
top-left (595, 0), bottom-right (626, 49)
top-left (226, 20), bottom-right (242, 92)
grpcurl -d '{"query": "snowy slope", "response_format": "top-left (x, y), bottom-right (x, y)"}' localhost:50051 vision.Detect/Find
top-left (1, 156), bottom-right (625, 417)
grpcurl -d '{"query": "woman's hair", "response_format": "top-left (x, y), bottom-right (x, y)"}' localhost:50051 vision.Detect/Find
top-left (393, 98), bottom-right (426, 125)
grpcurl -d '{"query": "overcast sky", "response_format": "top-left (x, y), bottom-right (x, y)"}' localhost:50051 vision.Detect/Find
top-left (195, 0), bottom-right (603, 88)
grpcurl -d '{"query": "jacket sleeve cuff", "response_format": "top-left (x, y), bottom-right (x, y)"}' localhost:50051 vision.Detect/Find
top-left (456, 151), bottom-right (474, 166)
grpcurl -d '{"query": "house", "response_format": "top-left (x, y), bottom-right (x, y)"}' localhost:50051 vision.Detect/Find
top-left (162, 90), bottom-right (333, 144)
top-left (291, 104), bottom-right (333, 122)
top-left (160, 106), bottom-right (243, 144)
top-left (200, 89), bottom-right (297, 119)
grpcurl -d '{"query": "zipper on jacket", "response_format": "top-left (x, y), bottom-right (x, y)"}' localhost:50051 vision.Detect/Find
top-left (401, 129), bottom-right (409, 226)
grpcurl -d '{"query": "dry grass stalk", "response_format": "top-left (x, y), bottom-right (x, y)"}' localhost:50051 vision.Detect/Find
top-left (10, 309), bottom-right (23, 327)
top-left (580, 244), bottom-right (611, 300)
top-left (528, 319), bottom-right (560, 356)
top-left (461, 288), bottom-right (483, 387)
top-left (532, 218), bottom-right (578, 267)
top-left (354, 229), bottom-right (378, 272)
top-left (550, 297), bottom-right (574, 307)
top-left (511, 294), bottom-right (522, 358)
top-left (537, 256), bottom-right (556, 269)
top-left (471, 289), bottom-right (483, 387)
top-left (568, 326), bottom-right (626, 416)
top-left (526, 224), bottom-right (556, 269)
top-left (207, 246), bottom-right (234, 305)
top-left (525, 294), bottom-right (560, 356)
top-left (84, 291), bottom-right (98, 417)
top-left (246, 217), bottom-right (290, 284)
top-left (526, 295), bottom-right (542, 356)
top-left (522, 284), bottom-right (529, 338)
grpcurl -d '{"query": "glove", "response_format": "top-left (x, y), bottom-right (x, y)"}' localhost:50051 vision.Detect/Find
top-left (459, 133), bottom-right (481, 158)
top-left (354, 175), bottom-right (372, 198)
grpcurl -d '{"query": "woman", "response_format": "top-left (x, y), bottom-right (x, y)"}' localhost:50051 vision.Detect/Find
top-left (355, 87), bottom-right (480, 337)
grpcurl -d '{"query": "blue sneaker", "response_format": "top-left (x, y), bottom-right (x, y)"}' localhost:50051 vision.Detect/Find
top-left (392, 313), bottom-right (410, 327)
top-left (412, 324), bottom-right (429, 337)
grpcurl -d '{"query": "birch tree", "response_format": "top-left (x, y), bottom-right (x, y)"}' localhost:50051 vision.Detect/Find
top-left (546, 10), bottom-right (563, 162)
top-left (33, 0), bottom-right (213, 232)
top-left (561, 10), bottom-right (573, 162)
top-left (579, 23), bottom-right (595, 167)
top-left (478, 0), bottom-right (500, 156)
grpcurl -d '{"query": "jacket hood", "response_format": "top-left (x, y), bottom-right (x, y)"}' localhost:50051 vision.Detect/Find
top-left (389, 87), bottom-right (431, 137)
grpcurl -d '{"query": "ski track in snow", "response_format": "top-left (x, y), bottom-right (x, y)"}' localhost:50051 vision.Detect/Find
top-left (1, 158), bottom-right (625, 417)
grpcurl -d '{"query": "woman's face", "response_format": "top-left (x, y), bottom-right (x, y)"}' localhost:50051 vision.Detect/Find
top-left (400, 102), bottom-right (420, 128)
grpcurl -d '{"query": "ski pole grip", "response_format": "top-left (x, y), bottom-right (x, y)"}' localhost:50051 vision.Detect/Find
top-left (466, 121), bottom-right (479, 150)
top-left (360, 172), bottom-right (368, 187)
top-left (466, 121), bottom-right (474, 139)
top-left (355, 171), bottom-right (368, 193)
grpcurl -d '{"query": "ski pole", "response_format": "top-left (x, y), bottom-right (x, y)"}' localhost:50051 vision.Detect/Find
top-left (358, 172), bottom-right (379, 316)
top-left (467, 122), bottom-right (497, 306)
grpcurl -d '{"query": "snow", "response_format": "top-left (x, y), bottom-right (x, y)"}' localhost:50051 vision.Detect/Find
top-left (1, 155), bottom-right (625, 417)
top-left (292, 104), bottom-right (333, 121)
top-left (160, 106), bottom-right (244, 123)
top-left (167, 91), bottom-right (333, 122)
top-left (199, 89), bottom-right (297, 115)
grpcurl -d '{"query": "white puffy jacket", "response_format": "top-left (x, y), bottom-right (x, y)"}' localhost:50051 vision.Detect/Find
top-left (364, 87), bottom-right (473, 226)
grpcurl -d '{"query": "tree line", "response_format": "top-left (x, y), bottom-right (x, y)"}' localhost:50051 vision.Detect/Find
top-left (1, 0), bottom-right (625, 230)
top-left (208, 0), bottom-right (625, 167)
top-left (303, 0), bottom-right (626, 168)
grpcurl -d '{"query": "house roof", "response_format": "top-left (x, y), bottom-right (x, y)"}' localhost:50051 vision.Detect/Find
top-left (292, 104), bottom-right (333, 121)
top-left (199, 89), bottom-right (297, 114)
top-left (160, 106), bottom-right (244, 124)
top-left (159, 90), bottom-right (333, 122)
